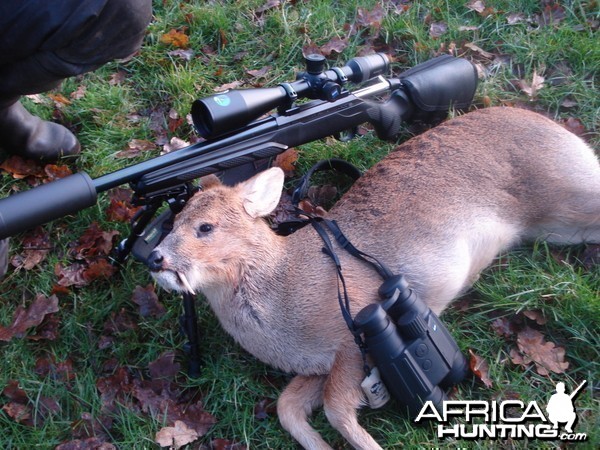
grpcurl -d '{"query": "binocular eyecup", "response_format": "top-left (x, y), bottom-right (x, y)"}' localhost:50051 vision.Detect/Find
top-left (192, 53), bottom-right (389, 139)
top-left (354, 275), bottom-right (467, 416)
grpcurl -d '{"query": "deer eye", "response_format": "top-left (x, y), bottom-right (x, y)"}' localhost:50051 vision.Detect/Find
top-left (197, 223), bottom-right (213, 236)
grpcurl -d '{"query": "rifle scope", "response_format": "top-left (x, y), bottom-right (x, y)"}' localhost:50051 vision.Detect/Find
top-left (191, 53), bottom-right (389, 139)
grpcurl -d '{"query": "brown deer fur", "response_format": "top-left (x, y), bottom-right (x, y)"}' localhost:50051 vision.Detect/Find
top-left (150, 107), bottom-right (600, 449)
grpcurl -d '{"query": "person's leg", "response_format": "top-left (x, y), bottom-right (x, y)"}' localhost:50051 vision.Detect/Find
top-left (0, 238), bottom-right (8, 279)
top-left (0, 0), bottom-right (152, 160)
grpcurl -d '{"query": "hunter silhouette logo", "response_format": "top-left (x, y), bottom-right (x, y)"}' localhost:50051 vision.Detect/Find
top-left (415, 380), bottom-right (588, 442)
top-left (546, 380), bottom-right (586, 434)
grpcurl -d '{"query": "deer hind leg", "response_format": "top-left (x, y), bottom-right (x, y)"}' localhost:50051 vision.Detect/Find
top-left (529, 144), bottom-right (600, 245)
top-left (277, 374), bottom-right (331, 450)
top-left (527, 191), bottom-right (600, 245)
top-left (322, 344), bottom-right (383, 450)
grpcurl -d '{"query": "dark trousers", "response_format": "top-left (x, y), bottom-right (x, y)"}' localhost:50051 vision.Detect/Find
top-left (0, 0), bottom-right (152, 104)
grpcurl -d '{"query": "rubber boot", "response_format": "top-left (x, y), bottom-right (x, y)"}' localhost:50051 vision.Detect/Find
top-left (0, 98), bottom-right (80, 161)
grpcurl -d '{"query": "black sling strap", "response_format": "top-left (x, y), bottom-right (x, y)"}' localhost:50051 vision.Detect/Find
top-left (308, 215), bottom-right (398, 376)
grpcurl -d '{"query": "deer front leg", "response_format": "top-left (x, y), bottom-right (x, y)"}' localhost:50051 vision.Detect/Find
top-left (323, 344), bottom-right (383, 450)
top-left (277, 374), bottom-right (332, 450)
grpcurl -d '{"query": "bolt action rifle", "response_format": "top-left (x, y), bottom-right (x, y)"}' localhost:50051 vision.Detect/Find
top-left (0, 53), bottom-right (478, 375)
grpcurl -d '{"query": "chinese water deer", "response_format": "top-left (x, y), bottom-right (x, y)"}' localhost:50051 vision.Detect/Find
top-left (148, 107), bottom-right (600, 450)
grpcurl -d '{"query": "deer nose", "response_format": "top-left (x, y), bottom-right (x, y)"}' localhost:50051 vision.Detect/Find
top-left (147, 250), bottom-right (164, 271)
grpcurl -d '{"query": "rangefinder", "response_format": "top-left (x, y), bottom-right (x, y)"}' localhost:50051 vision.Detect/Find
top-left (354, 275), bottom-right (467, 416)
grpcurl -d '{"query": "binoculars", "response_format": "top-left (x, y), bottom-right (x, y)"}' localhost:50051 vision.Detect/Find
top-left (354, 275), bottom-right (468, 416)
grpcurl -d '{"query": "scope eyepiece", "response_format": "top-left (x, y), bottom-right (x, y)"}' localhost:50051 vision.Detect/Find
top-left (345, 53), bottom-right (389, 83)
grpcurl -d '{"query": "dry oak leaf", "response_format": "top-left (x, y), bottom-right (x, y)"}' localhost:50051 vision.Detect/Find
top-left (429, 22), bottom-right (448, 38)
top-left (517, 70), bottom-right (545, 99)
top-left (246, 65), bottom-right (272, 79)
top-left (522, 309), bottom-right (547, 325)
top-left (44, 164), bottom-right (73, 181)
top-left (47, 93), bottom-right (72, 106)
top-left (356, 4), bottom-right (385, 30)
top-left (0, 155), bottom-right (44, 179)
top-left (561, 117), bottom-right (587, 136)
top-left (160, 29), bottom-right (189, 48)
top-left (155, 420), bottom-right (199, 449)
top-left (466, 0), bottom-right (486, 13)
top-left (70, 222), bottom-right (120, 261)
top-left (320, 37), bottom-right (349, 56)
top-left (491, 316), bottom-right (518, 338)
top-left (132, 284), bottom-right (166, 318)
top-left (115, 139), bottom-right (157, 159)
top-left (10, 227), bottom-right (51, 271)
top-left (510, 326), bottom-right (569, 376)
top-left (468, 349), bottom-right (493, 388)
top-left (0, 294), bottom-right (59, 341)
top-left (70, 85), bottom-right (87, 100)
top-left (273, 148), bottom-right (299, 174)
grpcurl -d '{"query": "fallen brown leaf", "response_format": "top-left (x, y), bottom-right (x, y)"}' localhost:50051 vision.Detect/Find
top-left (161, 136), bottom-right (190, 154)
top-left (246, 66), bottom-right (272, 78)
top-left (516, 70), bottom-right (545, 99)
top-left (55, 262), bottom-right (88, 287)
top-left (115, 139), bottom-right (157, 159)
top-left (132, 284), bottom-right (166, 318)
top-left (254, 397), bottom-right (277, 420)
top-left (356, 4), bottom-right (385, 30)
top-left (167, 48), bottom-right (195, 61)
top-left (148, 351), bottom-right (181, 380)
top-left (214, 80), bottom-right (243, 92)
top-left (10, 227), bottom-right (51, 271)
top-left (273, 148), bottom-right (298, 175)
top-left (211, 438), bottom-right (248, 450)
top-left (108, 71), bottom-right (126, 86)
top-left (0, 294), bottom-right (59, 341)
top-left (48, 93), bottom-right (72, 107)
top-left (466, 0), bottom-right (486, 14)
top-left (429, 21), bottom-right (448, 38)
top-left (35, 356), bottom-right (75, 382)
top-left (468, 349), bottom-right (493, 388)
top-left (539, 3), bottom-right (567, 27)
top-left (522, 309), bottom-right (547, 325)
top-left (160, 29), bottom-right (189, 48)
top-left (82, 258), bottom-right (117, 283)
top-left (70, 223), bottom-right (119, 261)
top-left (44, 164), bottom-right (73, 181)
top-left (0, 155), bottom-right (45, 180)
top-left (561, 117), bottom-right (587, 136)
top-left (155, 420), bottom-right (199, 449)
top-left (510, 326), bottom-right (569, 375)
top-left (70, 85), bottom-right (87, 100)
top-left (320, 37), bottom-right (348, 56)
top-left (491, 316), bottom-right (518, 338)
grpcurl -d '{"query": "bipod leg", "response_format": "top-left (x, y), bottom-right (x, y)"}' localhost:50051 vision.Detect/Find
top-left (180, 292), bottom-right (202, 378)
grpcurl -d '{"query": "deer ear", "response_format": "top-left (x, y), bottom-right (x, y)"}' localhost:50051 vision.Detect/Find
top-left (239, 167), bottom-right (284, 218)
top-left (199, 174), bottom-right (222, 190)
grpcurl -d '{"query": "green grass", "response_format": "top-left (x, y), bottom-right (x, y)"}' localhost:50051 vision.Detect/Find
top-left (1, 0), bottom-right (599, 449)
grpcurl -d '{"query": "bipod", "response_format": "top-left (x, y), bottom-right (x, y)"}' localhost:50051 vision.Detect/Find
top-left (180, 291), bottom-right (202, 378)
